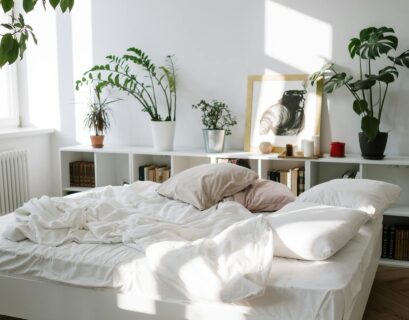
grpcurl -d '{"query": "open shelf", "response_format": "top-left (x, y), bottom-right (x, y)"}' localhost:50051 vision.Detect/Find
top-left (384, 205), bottom-right (409, 218)
top-left (379, 258), bottom-right (409, 268)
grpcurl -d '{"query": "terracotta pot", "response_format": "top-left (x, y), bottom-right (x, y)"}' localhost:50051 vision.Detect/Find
top-left (90, 135), bottom-right (104, 148)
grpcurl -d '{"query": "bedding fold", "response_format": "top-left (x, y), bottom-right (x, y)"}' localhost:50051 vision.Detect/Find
top-left (2, 182), bottom-right (274, 303)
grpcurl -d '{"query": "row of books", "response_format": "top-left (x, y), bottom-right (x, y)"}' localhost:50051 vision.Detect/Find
top-left (267, 168), bottom-right (305, 196)
top-left (138, 165), bottom-right (171, 183)
top-left (382, 224), bottom-right (409, 261)
top-left (69, 161), bottom-right (95, 188)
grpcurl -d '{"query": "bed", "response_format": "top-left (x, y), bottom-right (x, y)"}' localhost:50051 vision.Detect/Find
top-left (0, 165), bottom-right (399, 320)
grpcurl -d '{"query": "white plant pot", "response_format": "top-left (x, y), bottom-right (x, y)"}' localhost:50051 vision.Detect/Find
top-left (150, 121), bottom-right (176, 151)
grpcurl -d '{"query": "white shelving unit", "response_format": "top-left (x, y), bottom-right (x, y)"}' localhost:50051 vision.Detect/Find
top-left (60, 146), bottom-right (409, 268)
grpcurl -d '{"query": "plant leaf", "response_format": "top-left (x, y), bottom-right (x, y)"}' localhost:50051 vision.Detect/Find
top-left (324, 72), bottom-right (352, 94)
top-left (349, 78), bottom-right (376, 91)
top-left (23, 0), bottom-right (37, 12)
top-left (361, 115), bottom-right (379, 140)
top-left (1, 0), bottom-right (14, 12)
top-left (348, 38), bottom-right (361, 59)
top-left (353, 99), bottom-right (368, 115)
top-left (355, 27), bottom-right (397, 60)
top-left (60, 0), bottom-right (69, 12)
top-left (389, 50), bottom-right (409, 68)
top-left (0, 33), bottom-right (19, 65)
top-left (49, 0), bottom-right (60, 9)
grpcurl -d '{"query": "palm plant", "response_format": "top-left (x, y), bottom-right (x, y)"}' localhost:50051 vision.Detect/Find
top-left (306, 27), bottom-right (409, 140)
top-left (84, 88), bottom-right (117, 136)
top-left (76, 48), bottom-right (177, 121)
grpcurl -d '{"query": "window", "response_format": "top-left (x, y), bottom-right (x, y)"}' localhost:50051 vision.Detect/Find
top-left (0, 12), bottom-right (19, 128)
top-left (0, 65), bottom-right (19, 128)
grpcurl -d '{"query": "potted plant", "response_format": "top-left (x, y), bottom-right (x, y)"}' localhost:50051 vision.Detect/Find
top-left (306, 26), bottom-right (409, 159)
top-left (84, 88), bottom-right (117, 148)
top-left (76, 48), bottom-right (177, 151)
top-left (192, 99), bottom-right (237, 153)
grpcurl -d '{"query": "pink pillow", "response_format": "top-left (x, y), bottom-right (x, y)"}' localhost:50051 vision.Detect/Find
top-left (226, 179), bottom-right (296, 212)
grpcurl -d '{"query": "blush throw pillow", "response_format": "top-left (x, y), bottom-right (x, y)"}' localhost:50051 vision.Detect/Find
top-left (157, 163), bottom-right (258, 210)
top-left (296, 179), bottom-right (401, 218)
top-left (225, 179), bottom-right (296, 212)
top-left (267, 202), bottom-right (369, 260)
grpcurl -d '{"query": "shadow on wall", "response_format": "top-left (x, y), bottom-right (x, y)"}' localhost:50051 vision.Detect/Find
top-left (266, 0), bottom-right (409, 155)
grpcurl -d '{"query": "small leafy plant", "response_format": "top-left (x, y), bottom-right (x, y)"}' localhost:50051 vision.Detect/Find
top-left (0, 0), bottom-right (74, 67)
top-left (192, 100), bottom-right (237, 135)
top-left (84, 88), bottom-right (118, 136)
top-left (306, 26), bottom-right (409, 140)
top-left (76, 48), bottom-right (177, 122)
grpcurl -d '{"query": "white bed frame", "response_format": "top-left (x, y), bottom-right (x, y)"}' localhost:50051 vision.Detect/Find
top-left (0, 235), bottom-right (380, 320)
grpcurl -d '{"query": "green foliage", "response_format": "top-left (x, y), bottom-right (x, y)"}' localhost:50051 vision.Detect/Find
top-left (307, 26), bottom-right (409, 140)
top-left (192, 100), bottom-right (237, 135)
top-left (84, 87), bottom-right (119, 136)
top-left (76, 48), bottom-right (177, 122)
top-left (0, 0), bottom-right (74, 67)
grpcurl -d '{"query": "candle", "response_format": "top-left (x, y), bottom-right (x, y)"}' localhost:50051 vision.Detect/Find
top-left (312, 135), bottom-right (320, 156)
top-left (303, 140), bottom-right (314, 157)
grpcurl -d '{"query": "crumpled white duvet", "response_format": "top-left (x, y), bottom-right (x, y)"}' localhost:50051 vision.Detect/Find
top-left (2, 182), bottom-right (274, 303)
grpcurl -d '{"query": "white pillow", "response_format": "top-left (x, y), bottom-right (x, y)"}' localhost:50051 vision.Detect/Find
top-left (267, 202), bottom-right (369, 261)
top-left (296, 179), bottom-right (401, 218)
top-left (157, 163), bottom-right (258, 210)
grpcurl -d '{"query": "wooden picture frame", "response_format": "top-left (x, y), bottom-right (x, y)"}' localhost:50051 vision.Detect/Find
top-left (244, 74), bottom-right (323, 153)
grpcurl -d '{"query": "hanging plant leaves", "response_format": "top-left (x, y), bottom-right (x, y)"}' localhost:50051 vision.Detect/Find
top-left (1, 0), bottom-right (14, 12)
top-left (23, 0), bottom-right (38, 13)
top-left (49, 0), bottom-right (60, 9)
top-left (60, 0), bottom-right (74, 12)
top-left (389, 50), bottom-right (409, 68)
top-left (0, 33), bottom-right (19, 65)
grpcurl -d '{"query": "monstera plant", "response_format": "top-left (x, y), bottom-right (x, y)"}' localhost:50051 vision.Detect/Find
top-left (0, 0), bottom-right (74, 67)
top-left (307, 27), bottom-right (409, 159)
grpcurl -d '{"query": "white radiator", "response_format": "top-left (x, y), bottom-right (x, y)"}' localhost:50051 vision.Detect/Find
top-left (0, 149), bottom-right (30, 215)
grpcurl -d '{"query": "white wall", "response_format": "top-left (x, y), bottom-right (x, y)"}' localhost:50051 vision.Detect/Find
top-left (17, 0), bottom-right (409, 194)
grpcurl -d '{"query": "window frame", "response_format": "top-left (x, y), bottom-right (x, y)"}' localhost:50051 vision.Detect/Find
top-left (0, 63), bottom-right (20, 128)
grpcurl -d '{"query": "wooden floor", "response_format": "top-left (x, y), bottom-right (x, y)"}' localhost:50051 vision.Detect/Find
top-left (0, 266), bottom-right (408, 320)
top-left (363, 266), bottom-right (409, 320)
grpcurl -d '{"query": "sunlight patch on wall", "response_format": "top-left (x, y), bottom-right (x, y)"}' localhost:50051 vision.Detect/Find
top-left (71, 0), bottom-right (94, 144)
top-left (264, 1), bottom-right (333, 73)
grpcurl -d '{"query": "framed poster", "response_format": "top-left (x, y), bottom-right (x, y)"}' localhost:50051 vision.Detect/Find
top-left (244, 74), bottom-right (323, 153)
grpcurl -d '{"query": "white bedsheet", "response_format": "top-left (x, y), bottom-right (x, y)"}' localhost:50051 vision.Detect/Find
top-left (0, 183), bottom-right (273, 303)
top-left (0, 211), bottom-right (381, 320)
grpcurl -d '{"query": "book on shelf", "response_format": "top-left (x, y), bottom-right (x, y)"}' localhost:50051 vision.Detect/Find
top-left (69, 161), bottom-right (95, 188)
top-left (139, 165), bottom-right (149, 181)
top-left (382, 224), bottom-right (409, 261)
top-left (267, 167), bottom-right (305, 196)
top-left (138, 164), bottom-right (171, 183)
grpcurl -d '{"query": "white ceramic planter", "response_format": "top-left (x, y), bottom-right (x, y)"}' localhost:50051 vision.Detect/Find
top-left (150, 121), bottom-right (176, 151)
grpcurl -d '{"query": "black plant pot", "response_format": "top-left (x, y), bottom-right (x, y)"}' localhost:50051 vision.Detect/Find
top-left (358, 132), bottom-right (388, 160)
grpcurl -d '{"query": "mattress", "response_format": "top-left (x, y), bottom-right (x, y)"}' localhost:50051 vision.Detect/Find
top-left (0, 212), bottom-right (382, 320)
